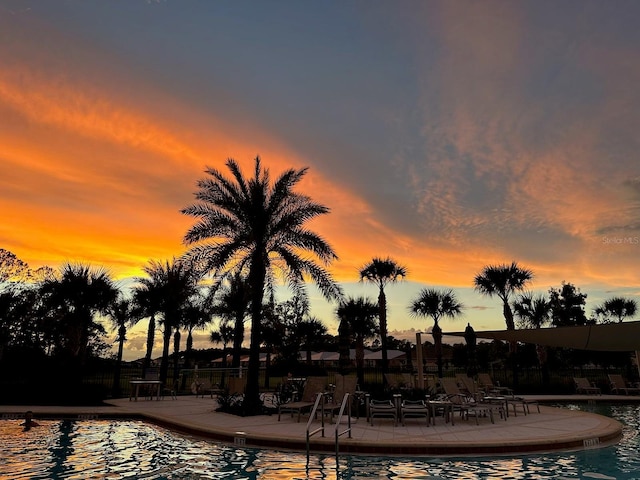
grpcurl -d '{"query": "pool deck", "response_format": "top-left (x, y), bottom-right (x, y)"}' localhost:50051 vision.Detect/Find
top-left (1, 394), bottom-right (634, 456)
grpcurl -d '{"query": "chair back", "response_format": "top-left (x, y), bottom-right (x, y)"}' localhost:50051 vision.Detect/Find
top-left (440, 377), bottom-right (463, 396)
top-left (227, 376), bottom-right (247, 395)
top-left (332, 374), bottom-right (357, 403)
top-left (456, 374), bottom-right (479, 396)
top-left (608, 374), bottom-right (625, 388)
top-left (143, 367), bottom-right (160, 380)
top-left (300, 376), bottom-right (328, 402)
top-left (477, 373), bottom-right (496, 389)
top-left (574, 377), bottom-right (591, 389)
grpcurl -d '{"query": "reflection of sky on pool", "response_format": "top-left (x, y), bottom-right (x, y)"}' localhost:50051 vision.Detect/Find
top-left (1, 404), bottom-right (639, 479)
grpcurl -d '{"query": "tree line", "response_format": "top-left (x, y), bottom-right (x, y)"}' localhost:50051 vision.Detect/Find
top-left (1, 158), bottom-right (637, 411)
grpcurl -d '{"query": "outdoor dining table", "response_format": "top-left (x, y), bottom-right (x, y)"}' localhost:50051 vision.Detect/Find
top-left (426, 399), bottom-right (455, 425)
top-left (129, 379), bottom-right (162, 401)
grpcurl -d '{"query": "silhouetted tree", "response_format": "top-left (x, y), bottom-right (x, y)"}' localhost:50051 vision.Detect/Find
top-left (106, 295), bottom-right (137, 397)
top-left (593, 297), bottom-right (638, 323)
top-left (136, 259), bottom-right (199, 383)
top-left (474, 262), bottom-right (533, 388)
top-left (409, 288), bottom-right (463, 378)
top-left (336, 296), bottom-right (378, 386)
top-left (548, 282), bottom-right (588, 327)
top-left (360, 257), bottom-right (407, 374)
top-left (39, 263), bottom-right (118, 378)
top-left (181, 157), bottom-right (342, 415)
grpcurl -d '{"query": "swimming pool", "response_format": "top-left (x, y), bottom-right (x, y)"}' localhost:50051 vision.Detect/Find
top-left (1, 403), bottom-right (639, 479)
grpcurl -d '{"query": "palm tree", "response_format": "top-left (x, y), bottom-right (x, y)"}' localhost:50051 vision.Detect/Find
top-left (409, 288), bottom-right (463, 378)
top-left (136, 259), bottom-right (199, 383)
top-left (512, 291), bottom-right (551, 384)
top-left (107, 295), bottom-right (137, 397)
top-left (337, 296), bottom-right (378, 386)
top-left (209, 272), bottom-right (251, 368)
top-left (593, 297), bottom-right (638, 323)
top-left (512, 292), bottom-right (551, 329)
top-left (473, 262), bottom-right (533, 331)
top-left (180, 291), bottom-right (211, 371)
top-left (39, 263), bottom-right (118, 378)
top-left (474, 261), bottom-right (533, 388)
top-left (181, 157), bottom-right (342, 415)
top-left (210, 321), bottom-right (235, 366)
top-left (132, 279), bottom-right (163, 371)
top-left (296, 317), bottom-right (328, 366)
top-left (359, 257), bottom-right (407, 373)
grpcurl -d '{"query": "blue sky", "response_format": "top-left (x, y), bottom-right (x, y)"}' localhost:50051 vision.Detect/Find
top-left (1, 1), bottom-right (639, 359)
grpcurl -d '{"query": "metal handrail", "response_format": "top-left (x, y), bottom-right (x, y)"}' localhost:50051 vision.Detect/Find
top-left (334, 393), bottom-right (352, 459)
top-left (305, 392), bottom-right (326, 456)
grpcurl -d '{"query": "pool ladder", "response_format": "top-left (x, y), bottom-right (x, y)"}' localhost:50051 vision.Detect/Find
top-left (305, 392), bottom-right (352, 461)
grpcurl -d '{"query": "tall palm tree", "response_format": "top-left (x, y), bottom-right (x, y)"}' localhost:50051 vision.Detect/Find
top-left (336, 296), bottom-right (378, 386)
top-left (473, 262), bottom-right (533, 331)
top-left (107, 295), bottom-right (137, 397)
top-left (474, 261), bottom-right (533, 388)
top-left (132, 279), bottom-right (163, 371)
top-left (593, 297), bottom-right (638, 323)
top-left (181, 157), bottom-right (342, 415)
top-left (181, 293), bottom-right (211, 367)
top-left (136, 259), bottom-right (199, 383)
top-left (359, 257), bottom-right (407, 373)
top-left (409, 288), bottom-right (463, 378)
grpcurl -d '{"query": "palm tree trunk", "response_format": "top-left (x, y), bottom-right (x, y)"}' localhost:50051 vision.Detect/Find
top-left (378, 288), bottom-right (389, 374)
top-left (160, 321), bottom-right (172, 384)
top-left (503, 300), bottom-right (519, 389)
top-left (232, 312), bottom-right (244, 368)
top-left (144, 315), bottom-right (155, 370)
top-left (356, 335), bottom-right (365, 387)
top-left (244, 256), bottom-right (266, 416)
top-left (112, 324), bottom-right (126, 397)
top-left (173, 328), bottom-right (181, 386)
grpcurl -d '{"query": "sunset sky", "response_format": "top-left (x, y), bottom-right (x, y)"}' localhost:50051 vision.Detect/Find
top-left (2, 1), bottom-right (639, 360)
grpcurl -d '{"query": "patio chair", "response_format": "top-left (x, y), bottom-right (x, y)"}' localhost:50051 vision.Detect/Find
top-left (608, 374), bottom-right (640, 395)
top-left (400, 399), bottom-right (430, 426)
top-left (278, 376), bottom-right (327, 422)
top-left (369, 399), bottom-right (398, 426)
top-left (573, 377), bottom-right (601, 395)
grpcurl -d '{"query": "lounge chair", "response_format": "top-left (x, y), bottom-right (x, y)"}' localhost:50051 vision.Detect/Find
top-left (400, 399), bottom-right (430, 426)
top-left (573, 377), bottom-right (601, 395)
top-left (384, 372), bottom-right (414, 391)
top-left (278, 376), bottom-right (327, 422)
top-left (477, 373), bottom-right (513, 396)
top-left (324, 374), bottom-right (358, 421)
top-left (440, 377), bottom-right (503, 424)
top-left (369, 399), bottom-right (398, 426)
top-left (455, 374), bottom-right (483, 400)
top-left (608, 374), bottom-right (640, 395)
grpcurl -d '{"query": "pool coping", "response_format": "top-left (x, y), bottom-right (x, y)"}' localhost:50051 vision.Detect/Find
top-left (1, 395), bottom-right (630, 457)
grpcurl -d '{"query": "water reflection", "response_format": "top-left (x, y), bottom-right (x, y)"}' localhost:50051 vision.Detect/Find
top-left (1, 404), bottom-right (639, 479)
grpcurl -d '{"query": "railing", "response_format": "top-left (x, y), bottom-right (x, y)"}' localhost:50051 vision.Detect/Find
top-left (334, 393), bottom-right (352, 460)
top-left (305, 392), bottom-right (326, 457)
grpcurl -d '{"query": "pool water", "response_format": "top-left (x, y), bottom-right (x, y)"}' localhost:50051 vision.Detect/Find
top-left (1, 403), bottom-right (639, 479)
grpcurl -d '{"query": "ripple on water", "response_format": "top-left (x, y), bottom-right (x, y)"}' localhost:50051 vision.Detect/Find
top-left (1, 403), bottom-right (639, 479)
